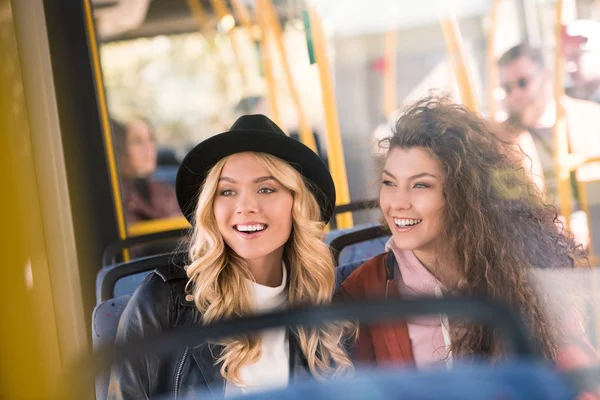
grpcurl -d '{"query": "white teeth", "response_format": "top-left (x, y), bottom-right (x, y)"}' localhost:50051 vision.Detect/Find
top-left (236, 224), bottom-right (266, 232)
top-left (393, 218), bottom-right (422, 227)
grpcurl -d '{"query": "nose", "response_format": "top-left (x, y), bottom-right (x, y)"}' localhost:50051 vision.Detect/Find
top-left (235, 190), bottom-right (259, 215)
top-left (388, 191), bottom-right (411, 212)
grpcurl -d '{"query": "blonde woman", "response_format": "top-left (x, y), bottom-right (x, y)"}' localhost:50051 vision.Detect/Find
top-left (108, 115), bottom-right (352, 399)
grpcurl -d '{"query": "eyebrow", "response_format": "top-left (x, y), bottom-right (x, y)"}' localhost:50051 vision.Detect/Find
top-left (382, 170), bottom-right (437, 180)
top-left (218, 175), bottom-right (277, 184)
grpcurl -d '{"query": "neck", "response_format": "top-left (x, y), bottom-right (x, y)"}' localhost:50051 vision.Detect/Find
top-left (412, 247), bottom-right (461, 289)
top-left (246, 250), bottom-right (284, 287)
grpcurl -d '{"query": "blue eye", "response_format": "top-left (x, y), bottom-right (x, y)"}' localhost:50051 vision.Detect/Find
top-left (220, 189), bottom-right (234, 196)
top-left (258, 187), bottom-right (275, 194)
top-left (413, 183), bottom-right (430, 189)
top-left (382, 180), bottom-right (395, 187)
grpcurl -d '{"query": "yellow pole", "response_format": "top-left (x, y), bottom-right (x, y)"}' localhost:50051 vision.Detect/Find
top-left (553, 0), bottom-right (573, 228)
top-left (307, 5), bottom-right (353, 229)
top-left (487, 0), bottom-right (500, 118)
top-left (555, 0), bottom-right (599, 346)
top-left (257, 0), bottom-right (317, 151)
top-left (255, 7), bottom-right (282, 125)
top-left (186, 0), bottom-right (209, 27)
top-left (208, 0), bottom-right (250, 88)
top-left (383, 30), bottom-right (398, 118)
top-left (439, 15), bottom-right (480, 113)
top-left (186, 0), bottom-right (231, 118)
top-left (84, 0), bottom-right (128, 241)
top-left (231, 0), bottom-right (254, 33)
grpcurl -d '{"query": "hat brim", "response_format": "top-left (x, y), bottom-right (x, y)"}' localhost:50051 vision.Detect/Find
top-left (176, 129), bottom-right (335, 223)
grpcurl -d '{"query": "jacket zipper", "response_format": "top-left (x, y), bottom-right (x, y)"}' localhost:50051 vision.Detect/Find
top-left (174, 347), bottom-right (189, 400)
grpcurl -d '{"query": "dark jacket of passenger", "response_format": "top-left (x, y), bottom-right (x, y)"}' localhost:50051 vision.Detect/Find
top-left (107, 264), bottom-right (312, 400)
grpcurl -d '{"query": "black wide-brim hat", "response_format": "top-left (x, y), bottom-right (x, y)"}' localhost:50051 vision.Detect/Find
top-left (176, 114), bottom-right (335, 223)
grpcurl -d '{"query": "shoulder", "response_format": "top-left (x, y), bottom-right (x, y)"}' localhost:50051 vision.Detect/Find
top-left (118, 264), bottom-right (193, 336)
top-left (338, 252), bottom-right (390, 299)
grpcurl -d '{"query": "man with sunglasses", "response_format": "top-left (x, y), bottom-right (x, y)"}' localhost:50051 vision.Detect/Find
top-left (497, 44), bottom-right (600, 250)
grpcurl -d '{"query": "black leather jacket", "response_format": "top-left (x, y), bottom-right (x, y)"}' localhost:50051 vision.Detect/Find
top-left (107, 264), bottom-right (312, 400)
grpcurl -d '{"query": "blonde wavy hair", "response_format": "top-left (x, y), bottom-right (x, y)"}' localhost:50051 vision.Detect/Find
top-left (184, 152), bottom-right (353, 384)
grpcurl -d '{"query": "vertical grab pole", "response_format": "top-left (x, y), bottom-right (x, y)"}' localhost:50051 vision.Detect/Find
top-left (208, 0), bottom-right (250, 88)
top-left (307, 4), bottom-right (353, 229)
top-left (553, 0), bottom-right (573, 228)
top-left (439, 14), bottom-right (480, 113)
top-left (254, 2), bottom-right (281, 125)
top-left (257, 0), bottom-right (317, 151)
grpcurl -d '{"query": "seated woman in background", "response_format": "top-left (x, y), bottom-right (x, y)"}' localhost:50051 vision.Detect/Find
top-left (338, 95), bottom-right (597, 371)
top-left (112, 118), bottom-right (181, 223)
top-left (108, 115), bottom-right (352, 399)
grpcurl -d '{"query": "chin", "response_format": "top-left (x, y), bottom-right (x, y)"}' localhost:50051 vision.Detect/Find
top-left (391, 237), bottom-right (421, 251)
top-left (230, 246), bottom-right (271, 261)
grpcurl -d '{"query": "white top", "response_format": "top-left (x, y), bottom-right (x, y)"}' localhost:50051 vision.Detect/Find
top-left (224, 264), bottom-right (290, 397)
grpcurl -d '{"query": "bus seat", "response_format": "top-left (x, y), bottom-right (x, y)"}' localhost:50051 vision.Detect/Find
top-left (113, 272), bottom-right (151, 299)
top-left (324, 223), bottom-right (378, 243)
top-left (92, 293), bottom-right (132, 400)
top-left (202, 362), bottom-right (575, 400)
top-left (96, 251), bottom-right (187, 304)
top-left (329, 224), bottom-right (390, 266)
top-left (336, 237), bottom-right (389, 265)
top-left (335, 259), bottom-right (368, 293)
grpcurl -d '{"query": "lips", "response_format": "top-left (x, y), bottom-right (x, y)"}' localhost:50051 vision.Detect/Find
top-left (234, 223), bottom-right (267, 233)
top-left (233, 222), bottom-right (268, 239)
top-left (393, 218), bottom-right (422, 228)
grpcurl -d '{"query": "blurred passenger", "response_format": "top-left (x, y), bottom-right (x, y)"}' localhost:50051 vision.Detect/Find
top-left (112, 118), bottom-right (181, 223)
top-left (338, 96), bottom-right (597, 371)
top-left (108, 115), bottom-right (352, 399)
top-left (497, 43), bottom-right (600, 248)
top-left (563, 20), bottom-right (600, 103)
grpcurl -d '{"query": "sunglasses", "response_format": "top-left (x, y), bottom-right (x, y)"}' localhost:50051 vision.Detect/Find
top-left (501, 76), bottom-right (532, 94)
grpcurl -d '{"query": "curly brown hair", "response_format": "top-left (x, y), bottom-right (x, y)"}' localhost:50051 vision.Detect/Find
top-left (380, 94), bottom-right (587, 361)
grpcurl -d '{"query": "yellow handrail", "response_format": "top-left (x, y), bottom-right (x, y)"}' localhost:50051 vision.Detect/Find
top-left (127, 216), bottom-right (190, 237)
top-left (257, 0), bottom-right (317, 151)
top-left (307, 5), bottom-right (353, 229)
top-left (439, 15), bottom-right (480, 113)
